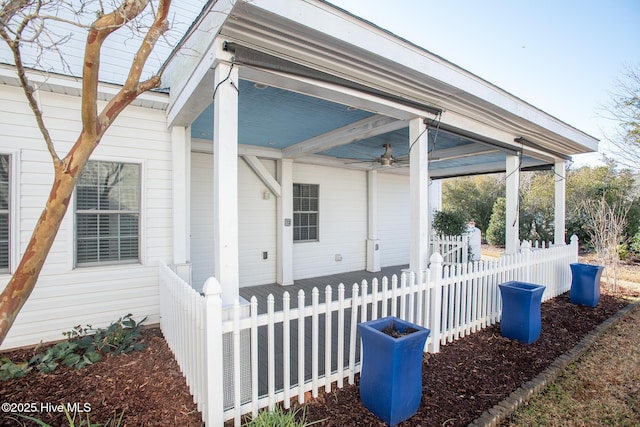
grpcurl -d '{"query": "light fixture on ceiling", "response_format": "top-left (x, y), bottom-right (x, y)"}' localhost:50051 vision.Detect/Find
top-left (347, 106), bottom-right (358, 111)
top-left (254, 83), bottom-right (268, 89)
top-left (379, 144), bottom-right (394, 167)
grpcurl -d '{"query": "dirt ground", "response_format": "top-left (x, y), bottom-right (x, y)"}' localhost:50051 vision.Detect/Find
top-left (1, 286), bottom-right (637, 427)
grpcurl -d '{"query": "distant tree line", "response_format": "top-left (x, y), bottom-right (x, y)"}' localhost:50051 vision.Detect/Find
top-left (438, 161), bottom-right (640, 258)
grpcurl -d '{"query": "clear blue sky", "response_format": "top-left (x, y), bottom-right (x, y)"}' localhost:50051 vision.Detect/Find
top-left (329, 0), bottom-right (640, 166)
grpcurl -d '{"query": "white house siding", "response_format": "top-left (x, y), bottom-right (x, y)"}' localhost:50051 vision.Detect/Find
top-left (377, 173), bottom-right (410, 267)
top-left (0, 86), bottom-right (172, 350)
top-left (190, 153), bottom-right (278, 290)
top-left (238, 158), bottom-right (277, 287)
top-left (292, 163), bottom-right (367, 279)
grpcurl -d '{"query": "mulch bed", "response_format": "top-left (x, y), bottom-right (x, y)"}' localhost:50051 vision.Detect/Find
top-left (299, 291), bottom-right (633, 426)
top-left (0, 289), bottom-right (636, 427)
top-left (0, 328), bottom-right (203, 427)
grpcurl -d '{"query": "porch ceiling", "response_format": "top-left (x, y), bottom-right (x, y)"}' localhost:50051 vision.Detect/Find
top-left (176, 0), bottom-right (599, 179)
top-left (191, 78), bottom-right (549, 178)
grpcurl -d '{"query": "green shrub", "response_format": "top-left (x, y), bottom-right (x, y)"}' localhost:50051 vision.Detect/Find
top-left (432, 209), bottom-right (469, 236)
top-left (0, 314), bottom-right (146, 380)
top-left (618, 243), bottom-right (630, 261)
top-left (65, 314), bottom-right (146, 356)
top-left (0, 357), bottom-right (30, 380)
top-left (630, 230), bottom-right (640, 255)
top-left (486, 197), bottom-right (506, 246)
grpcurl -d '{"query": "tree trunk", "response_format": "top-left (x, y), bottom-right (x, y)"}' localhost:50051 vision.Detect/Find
top-left (0, 133), bottom-right (93, 344)
top-left (0, 0), bottom-right (171, 347)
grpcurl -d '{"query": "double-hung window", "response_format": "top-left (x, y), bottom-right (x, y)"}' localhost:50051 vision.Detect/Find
top-left (0, 155), bottom-right (10, 273)
top-left (293, 183), bottom-right (319, 242)
top-left (75, 161), bottom-right (140, 266)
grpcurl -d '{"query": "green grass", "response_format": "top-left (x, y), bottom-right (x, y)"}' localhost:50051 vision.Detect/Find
top-left (504, 306), bottom-right (640, 427)
top-left (243, 406), bottom-right (323, 427)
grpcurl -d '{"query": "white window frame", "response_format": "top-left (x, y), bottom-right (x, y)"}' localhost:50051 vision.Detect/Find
top-left (73, 159), bottom-right (144, 268)
top-left (0, 149), bottom-right (19, 276)
top-left (293, 183), bottom-right (319, 243)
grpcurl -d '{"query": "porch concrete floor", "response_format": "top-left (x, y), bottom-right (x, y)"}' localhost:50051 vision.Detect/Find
top-left (239, 264), bottom-right (409, 313)
top-left (233, 265), bottom-right (408, 401)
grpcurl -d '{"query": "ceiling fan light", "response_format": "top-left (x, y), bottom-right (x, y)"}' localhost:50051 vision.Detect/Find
top-left (379, 157), bottom-right (393, 167)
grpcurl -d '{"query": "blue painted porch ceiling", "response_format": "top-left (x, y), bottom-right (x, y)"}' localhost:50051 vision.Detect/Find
top-left (191, 79), bottom-right (373, 148)
top-left (190, 79), bottom-right (512, 167)
top-left (319, 127), bottom-right (474, 161)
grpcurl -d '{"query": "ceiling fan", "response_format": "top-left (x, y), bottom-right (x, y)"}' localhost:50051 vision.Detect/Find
top-left (345, 144), bottom-right (409, 168)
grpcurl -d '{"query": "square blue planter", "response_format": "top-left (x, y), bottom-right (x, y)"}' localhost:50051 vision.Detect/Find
top-left (498, 281), bottom-right (546, 344)
top-left (570, 263), bottom-right (604, 307)
top-left (358, 316), bottom-right (430, 426)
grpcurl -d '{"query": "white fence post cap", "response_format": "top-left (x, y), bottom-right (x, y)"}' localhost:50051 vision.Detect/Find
top-left (429, 252), bottom-right (444, 263)
top-left (202, 277), bottom-right (222, 296)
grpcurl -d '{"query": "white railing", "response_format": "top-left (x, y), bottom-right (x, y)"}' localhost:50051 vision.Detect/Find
top-left (159, 236), bottom-right (579, 426)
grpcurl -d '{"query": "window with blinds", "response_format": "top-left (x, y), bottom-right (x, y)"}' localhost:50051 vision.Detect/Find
top-left (75, 161), bottom-right (140, 266)
top-left (0, 155), bottom-right (9, 273)
top-left (293, 183), bottom-right (319, 242)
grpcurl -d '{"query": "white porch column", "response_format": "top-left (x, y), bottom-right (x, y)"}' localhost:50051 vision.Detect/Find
top-left (427, 178), bottom-right (441, 259)
top-left (409, 118), bottom-right (430, 272)
top-left (366, 170), bottom-right (380, 272)
top-left (505, 153), bottom-right (520, 254)
top-left (277, 159), bottom-right (294, 285)
top-left (554, 160), bottom-right (567, 245)
top-left (212, 62), bottom-right (240, 305)
top-left (429, 178), bottom-right (442, 218)
top-left (171, 125), bottom-right (191, 264)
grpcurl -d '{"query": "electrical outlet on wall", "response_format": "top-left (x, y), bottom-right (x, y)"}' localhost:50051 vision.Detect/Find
top-left (335, 254), bottom-right (342, 262)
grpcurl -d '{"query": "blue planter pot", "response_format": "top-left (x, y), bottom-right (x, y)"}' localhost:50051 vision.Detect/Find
top-left (498, 281), bottom-right (546, 344)
top-left (358, 316), bottom-right (430, 426)
top-left (570, 263), bottom-right (604, 307)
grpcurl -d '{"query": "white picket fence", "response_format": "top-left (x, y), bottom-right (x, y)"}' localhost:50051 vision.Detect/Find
top-left (159, 236), bottom-right (578, 426)
top-left (431, 234), bottom-right (469, 264)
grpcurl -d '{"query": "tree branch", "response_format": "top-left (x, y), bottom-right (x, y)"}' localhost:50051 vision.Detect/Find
top-left (81, 0), bottom-right (152, 140)
top-left (0, 2), bottom-right (60, 164)
top-left (96, 0), bottom-right (171, 135)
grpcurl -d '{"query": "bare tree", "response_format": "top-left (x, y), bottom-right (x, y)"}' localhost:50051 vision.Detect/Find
top-left (0, 0), bottom-right (172, 345)
top-left (581, 195), bottom-right (630, 291)
top-left (601, 64), bottom-right (640, 169)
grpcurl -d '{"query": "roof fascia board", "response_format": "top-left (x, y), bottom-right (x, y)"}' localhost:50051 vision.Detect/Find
top-left (233, 0), bottom-right (598, 151)
top-left (429, 145), bottom-right (500, 163)
top-left (226, 41), bottom-right (442, 116)
top-left (429, 157), bottom-right (550, 180)
top-left (165, 0), bottom-right (237, 126)
top-left (166, 38), bottom-right (233, 127)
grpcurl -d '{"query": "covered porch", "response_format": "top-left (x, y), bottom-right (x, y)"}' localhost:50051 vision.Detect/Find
top-left (162, 0), bottom-right (598, 305)
top-left (156, 2), bottom-right (599, 424)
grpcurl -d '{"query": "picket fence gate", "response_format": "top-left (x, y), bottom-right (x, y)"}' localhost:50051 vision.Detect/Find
top-left (431, 234), bottom-right (469, 264)
top-left (159, 236), bottom-right (578, 426)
